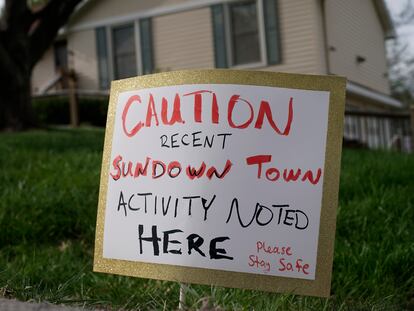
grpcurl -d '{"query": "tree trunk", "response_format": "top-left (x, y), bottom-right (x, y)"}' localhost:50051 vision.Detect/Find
top-left (0, 33), bottom-right (36, 131)
top-left (1, 69), bottom-right (36, 131)
top-left (0, 0), bottom-right (83, 131)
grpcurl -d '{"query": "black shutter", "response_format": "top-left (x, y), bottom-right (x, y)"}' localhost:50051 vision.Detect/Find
top-left (140, 18), bottom-right (154, 75)
top-left (211, 4), bottom-right (228, 68)
top-left (95, 27), bottom-right (110, 89)
top-left (263, 0), bottom-right (281, 65)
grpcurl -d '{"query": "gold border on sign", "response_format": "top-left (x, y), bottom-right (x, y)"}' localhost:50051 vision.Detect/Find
top-left (93, 70), bottom-right (346, 298)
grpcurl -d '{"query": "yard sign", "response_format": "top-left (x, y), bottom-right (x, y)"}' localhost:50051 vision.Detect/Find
top-left (94, 70), bottom-right (346, 297)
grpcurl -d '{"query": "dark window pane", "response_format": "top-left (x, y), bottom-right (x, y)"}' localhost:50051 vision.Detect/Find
top-left (230, 1), bottom-right (260, 65)
top-left (95, 27), bottom-right (110, 89)
top-left (54, 40), bottom-right (68, 70)
top-left (112, 24), bottom-right (137, 79)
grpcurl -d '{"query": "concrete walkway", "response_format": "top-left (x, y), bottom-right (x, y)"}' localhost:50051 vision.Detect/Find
top-left (0, 299), bottom-right (83, 311)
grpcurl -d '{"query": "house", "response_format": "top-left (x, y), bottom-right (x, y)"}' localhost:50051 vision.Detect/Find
top-left (32, 0), bottom-right (410, 149)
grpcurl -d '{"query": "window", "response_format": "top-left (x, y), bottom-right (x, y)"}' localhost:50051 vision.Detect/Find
top-left (212, 0), bottom-right (281, 68)
top-left (95, 19), bottom-right (153, 89)
top-left (112, 24), bottom-right (137, 79)
top-left (229, 1), bottom-right (261, 65)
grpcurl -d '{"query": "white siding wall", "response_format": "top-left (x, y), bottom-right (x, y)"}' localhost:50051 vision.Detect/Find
top-left (40, 0), bottom-right (393, 95)
top-left (265, 0), bottom-right (326, 74)
top-left (67, 29), bottom-right (99, 90)
top-left (150, 0), bottom-right (325, 75)
top-left (31, 47), bottom-right (55, 94)
top-left (325, 0), bottom-right (390, 94)
top-left (152, 8), bottom-right (215, 71)
top-left (68, 0), bottom-right (326, 81)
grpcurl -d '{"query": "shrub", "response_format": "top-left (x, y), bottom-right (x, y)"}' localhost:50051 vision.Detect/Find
top-left (32, 94), bottom-right (109, 126)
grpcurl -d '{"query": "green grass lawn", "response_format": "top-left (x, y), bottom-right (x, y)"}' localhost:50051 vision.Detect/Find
top-left (0, 128), bottom-right (413, 310)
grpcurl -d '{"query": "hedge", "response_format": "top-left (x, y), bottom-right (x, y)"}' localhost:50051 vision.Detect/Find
top-left (32, 94), bottom-right (109, 126)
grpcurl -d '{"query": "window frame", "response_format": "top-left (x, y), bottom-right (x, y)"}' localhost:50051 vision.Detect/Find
top-left (97, 20), bottom-right (149, 89)
top-left (107, 21), bottom-right (143, 80)
top-left (223, 0), bottom-right (268, 69)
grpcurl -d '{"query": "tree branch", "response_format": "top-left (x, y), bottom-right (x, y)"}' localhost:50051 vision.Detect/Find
top-left (4, 0), bottom-right (34, 34)
top-left (29, 0), bottom-right (83, 69)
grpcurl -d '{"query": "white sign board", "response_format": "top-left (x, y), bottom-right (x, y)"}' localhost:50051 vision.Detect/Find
top-left (94, 70), bottom-right (346, 297)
